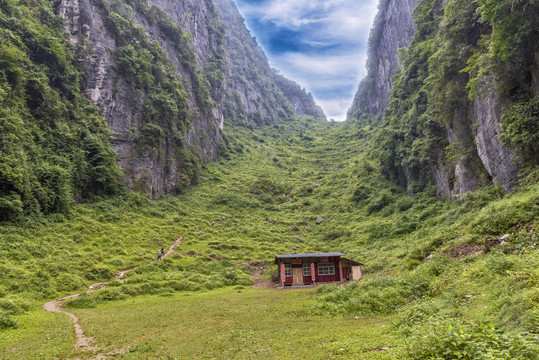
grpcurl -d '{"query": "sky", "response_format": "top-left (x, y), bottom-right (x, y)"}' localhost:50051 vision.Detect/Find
top-left (234, 0), bottom-right (379, 121)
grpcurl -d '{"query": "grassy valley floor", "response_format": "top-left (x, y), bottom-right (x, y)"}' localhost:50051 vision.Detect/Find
top-left (1, 288), bottom-right (400, 359)
top-left (72, 288), bottom-right (399, 359)
top-left (0, 120), bottom-right (537, 358)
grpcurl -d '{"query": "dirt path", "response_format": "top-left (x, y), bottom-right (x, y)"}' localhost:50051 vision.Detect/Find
top-left (251, 275), bottom-right (275, 290)
top-left (235, 261), bottom-right (276, 290)
top-left (42, 235), bottom-right (183, 358)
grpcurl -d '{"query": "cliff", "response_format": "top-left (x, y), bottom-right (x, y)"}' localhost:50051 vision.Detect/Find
top-left (52, 0), bottom-right (315, 197)
top-left (347, 0), bottom-right (418, 123)
top-left (272, 70), bottom-right (326, 120)
top-left (351, 0), bottom-right (538, 196)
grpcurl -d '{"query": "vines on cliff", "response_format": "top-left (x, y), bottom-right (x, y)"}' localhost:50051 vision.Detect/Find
top-left (376, 0), bottom-right (539, 194)
top-left (0, 0), bottom-right (123, 221)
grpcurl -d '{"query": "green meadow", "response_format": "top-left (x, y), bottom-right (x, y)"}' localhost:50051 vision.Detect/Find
top-left (0, 119), bottom-right (538, 358)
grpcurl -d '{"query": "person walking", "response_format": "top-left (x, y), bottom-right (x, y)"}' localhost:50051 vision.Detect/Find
top-left (157, 250), bottom-right (162, 261)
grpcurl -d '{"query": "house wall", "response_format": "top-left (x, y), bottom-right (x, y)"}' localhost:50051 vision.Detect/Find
top-left (314, 257), bottom-right (340, 283)
top-left (351, 266), bottom-right (362, 280)
top-left (278, 256), bottom-right (343, 285)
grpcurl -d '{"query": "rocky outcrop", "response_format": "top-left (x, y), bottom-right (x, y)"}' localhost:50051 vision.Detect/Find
top-left (272, 70), bottom-right (326, 120)
top-left (54, 0), bottom-right (224, 197)
top-left (473, 94), bottom-right (520, 191)
top-left (347, 0), bottom-right (418, 122)
top-left (349, 0), bottom-right (524, 196)
top-left (53, 0), bottom-right (316, 197)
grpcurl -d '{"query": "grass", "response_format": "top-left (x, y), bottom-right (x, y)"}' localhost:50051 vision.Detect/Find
top-left (0, 118), bottom-right (537, 358)
top-left (0, 308), bottom-right (73, 359)
top-left (68, 287), bottom-right (401, 359)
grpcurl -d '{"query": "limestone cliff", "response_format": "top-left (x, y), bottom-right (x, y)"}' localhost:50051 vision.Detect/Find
top-left (349, 0), bottom-right (534, 196)
top-left (347, 0), bottom-right (418, 123)
top-left (52, 0), bottom-right (313, 197)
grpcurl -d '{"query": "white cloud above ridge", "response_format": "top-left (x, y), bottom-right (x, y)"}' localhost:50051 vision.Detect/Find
top-left (271, 51), bottom-right (368, 121)
top-left (239, 0), bottom-right (377, 43)
top-left (235, 0), bottom-right (378, 121)
top-left (271, 51), bottom-right (367, 88)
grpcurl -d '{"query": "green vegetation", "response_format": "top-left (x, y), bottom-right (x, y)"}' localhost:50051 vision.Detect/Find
top-left (359, 0), bottom-right (539, 191)
top-left (1, 116), bottom-right (537, 358)
top-left (0, 0), bottom-right (123, 221)
top-left (0, 0), bottom-right (538, 358)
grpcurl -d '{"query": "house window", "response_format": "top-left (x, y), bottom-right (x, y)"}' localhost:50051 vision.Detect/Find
top-left (318, 263), bottom-right (335, 275)
top-left (303, 263), bottom-right (311, 276)
top-left (284, 264), bottom-right (292, 277)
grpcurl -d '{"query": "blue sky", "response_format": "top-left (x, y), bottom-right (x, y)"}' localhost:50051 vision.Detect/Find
top-left (234, 0), bottom-right (379, 121)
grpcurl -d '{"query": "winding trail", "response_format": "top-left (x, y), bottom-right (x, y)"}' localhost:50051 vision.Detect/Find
top-left (43, 236), bottom-right (183, 358)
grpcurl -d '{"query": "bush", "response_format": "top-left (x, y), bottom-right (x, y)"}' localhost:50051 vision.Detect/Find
top-left (64, 293), bottom-right (100, 308)
top-left (0, 297), bottom-right (30, 315)
top-left (396, 196), bottom-right (415, 211)
top-left (406, 318), bottom-right (539, 359)
top-left (393, 301), bottom-right (443, 336)
top-left (366, 189), bottom-right (393, 214)
top-left (0, 311), bottom-right (18, 330)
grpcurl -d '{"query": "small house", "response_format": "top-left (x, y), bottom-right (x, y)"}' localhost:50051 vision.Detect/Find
top-left (275, 253), bottom-right (363, 287)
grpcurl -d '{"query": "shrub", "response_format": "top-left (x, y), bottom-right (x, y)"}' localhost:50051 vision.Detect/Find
top-left (64, 293), bottom-right (100, 308)
top-left (0, 311), bottom-right (18, 330)
top-left (98, 287), bottom-right (127, 302)
top-left (396, 196), bottom-right (415, 211)
top-left (0, 297), bottom-right (30, 315)
top-left (393, 301), bottom-right (443, 336)
top-left (406, 318), bottom-right (539, 359)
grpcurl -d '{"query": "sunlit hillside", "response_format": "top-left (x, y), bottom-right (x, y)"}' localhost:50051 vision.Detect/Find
top-left (1, 118), bottom-right (537, 358)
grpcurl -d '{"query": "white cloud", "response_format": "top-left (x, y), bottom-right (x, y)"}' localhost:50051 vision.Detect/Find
top-left (315, 98), bottom-right (354, 122)
top-left (270, 51), bottom-right (367, 108)
top-left (239, 0), bottom-right (377, 42)
top-left (235, 0), bottom-right (379, 121)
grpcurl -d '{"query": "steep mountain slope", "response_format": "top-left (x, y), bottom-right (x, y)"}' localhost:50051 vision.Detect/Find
top-left (0, 0), bottom-right (123, 221)
top-left (272, 69), bottom-right (327, 120)
top-left (0, 0), bottom-right (323, 218)
top-left (53, 0), bottom-right (320, 198)
top-left (349, 0), bottom-right (538, 197)
top-left (347, 0), bottom-right (418, 123)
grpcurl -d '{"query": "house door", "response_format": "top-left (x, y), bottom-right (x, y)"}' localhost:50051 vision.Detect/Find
top-left (342, 266), bottom-right (350, 280)
top-left (292, 267), bottom-right (303, 284)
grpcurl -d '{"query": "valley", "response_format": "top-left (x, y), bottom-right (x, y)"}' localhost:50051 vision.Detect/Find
top-left (1, 119), bottom-right (537, 358)
top-left (1, 0), bottom-right (538, 358)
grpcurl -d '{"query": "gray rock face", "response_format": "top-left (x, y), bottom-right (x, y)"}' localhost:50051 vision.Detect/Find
top-left (272, 70), bottom-right (326, 120)
top-left (347, 0), bottom-right (418, 122)
top-left (473, 94), bottom-right (520, 192)
top-left (430, 105), bottom-right (490, 197)
top-left (55, 0), bottom-right (223, 197)
top-left (348, 0), bottom-right (522, 196)
top-left (54, 0), bottom-right (312, 197)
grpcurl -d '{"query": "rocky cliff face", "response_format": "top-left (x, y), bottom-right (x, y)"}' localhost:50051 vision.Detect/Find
top-left (350, 0), bottom-right (527, 196)
top-left (347, 0), bottom-right (418, 122)
top-left (272, 70), bottom-right (326, 120)
top-left (213, 0), bottom-right (296, 125)
top-left (53, 0), bottom-right (314, 197)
